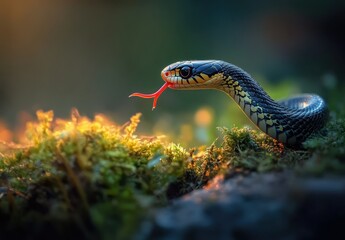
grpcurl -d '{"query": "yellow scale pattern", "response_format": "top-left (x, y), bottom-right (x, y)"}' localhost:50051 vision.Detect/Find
top-left (221, 75), bottom-right (290, 143)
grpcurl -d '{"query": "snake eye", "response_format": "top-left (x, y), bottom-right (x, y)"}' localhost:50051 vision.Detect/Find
top-left (180, 66), bottom-right (192, 79)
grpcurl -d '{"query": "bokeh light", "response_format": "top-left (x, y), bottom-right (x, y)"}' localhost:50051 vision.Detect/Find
top-left (0, 0), bottom-right (344, 145)
top-left (194, 107), bottom-right (214, 128)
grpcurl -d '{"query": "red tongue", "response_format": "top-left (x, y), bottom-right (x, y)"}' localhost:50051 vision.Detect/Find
top-left (129, 82), bottom-right (171, 110)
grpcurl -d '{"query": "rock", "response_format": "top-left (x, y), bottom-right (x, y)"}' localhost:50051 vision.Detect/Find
top-left (138, 172), bottom-right (345, 240)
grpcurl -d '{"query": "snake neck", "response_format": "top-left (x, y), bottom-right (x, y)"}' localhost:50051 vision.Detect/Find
top-left (218, 62), bottom-right (327, 146)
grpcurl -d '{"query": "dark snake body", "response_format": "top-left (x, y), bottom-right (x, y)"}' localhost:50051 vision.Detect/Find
top-left (161, 60), bottom-right (328, 146)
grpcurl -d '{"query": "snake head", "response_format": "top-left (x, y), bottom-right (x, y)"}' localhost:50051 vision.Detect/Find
top-left (161, 60), bottom-right (226, 89)
top-left (130, 60), bottom-right (233, 109)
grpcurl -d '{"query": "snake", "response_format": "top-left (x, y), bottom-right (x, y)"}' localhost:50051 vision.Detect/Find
top-left (130, 60), bottom-right (328, 146)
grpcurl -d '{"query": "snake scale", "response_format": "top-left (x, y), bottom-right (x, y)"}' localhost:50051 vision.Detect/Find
top-left (130, 60), bottom-right (328, 146)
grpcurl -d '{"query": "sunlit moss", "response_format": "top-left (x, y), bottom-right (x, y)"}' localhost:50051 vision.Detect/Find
top-left (0, 109), bottom-right (344, 239)
top-left (0, 110), bottom-right (190, 238)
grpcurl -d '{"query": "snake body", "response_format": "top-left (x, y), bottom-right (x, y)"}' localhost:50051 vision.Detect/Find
top-left (160, 60), bottom-right (328, 146)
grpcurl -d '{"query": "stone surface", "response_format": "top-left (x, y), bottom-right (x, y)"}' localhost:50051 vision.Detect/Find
top-left (138, 172), bottom-right (345, 240)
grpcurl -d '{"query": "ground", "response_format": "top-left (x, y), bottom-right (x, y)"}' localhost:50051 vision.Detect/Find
top-left (0, 110), bottom-right (344, 240)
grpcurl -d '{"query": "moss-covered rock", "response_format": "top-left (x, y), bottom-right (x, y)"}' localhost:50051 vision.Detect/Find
top-left (0, 110), bottom-right (190, 239)
top-left (0, 109), bottom-right (344, 239)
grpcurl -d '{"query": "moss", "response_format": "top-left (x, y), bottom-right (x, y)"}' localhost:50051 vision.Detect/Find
top-left (0, 109), bottom-right (344, 238)
top-left (208, 112), bottom-right (345, 175)
top-left (302, 114), bottom-right (345, 175)
top-left (216, 126), bottom-right (309, 172)
top-left (0, 110), bottom-right (190, 239)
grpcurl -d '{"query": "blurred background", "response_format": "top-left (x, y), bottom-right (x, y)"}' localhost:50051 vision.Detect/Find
top-left (0, 0), bottom-right (344, 146)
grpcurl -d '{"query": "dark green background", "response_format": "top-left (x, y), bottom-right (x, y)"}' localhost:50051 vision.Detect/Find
top-left (1, 0), bottom-right (344, 145)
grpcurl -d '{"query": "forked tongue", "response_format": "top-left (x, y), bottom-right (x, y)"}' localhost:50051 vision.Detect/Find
top-left (129, 82), bottom-right (171, 110)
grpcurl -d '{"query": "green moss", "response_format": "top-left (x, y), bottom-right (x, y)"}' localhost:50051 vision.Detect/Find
top-left (0, 109), bottom-right (344, 238)
top-left (0, 111), bottom-right (190, 239)
top-left (208, 112), bottom-right (345, 175)
top-left (302, 114), bottom-right (345, 175)
top-left (216, 126), bottom-right (309, 172)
